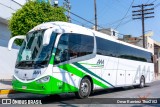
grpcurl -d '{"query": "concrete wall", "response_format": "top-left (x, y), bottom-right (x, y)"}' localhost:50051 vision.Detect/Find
top-left (0, 21), bottom-right (19, 80)
top-left (0, 0), bottom-right (24, 80)
top-left (146, 37), bottom-right (154, 54)
top-left (0, 46), bottom-right (18, 80)
top-left (0, 22), bottom-right (11, 46)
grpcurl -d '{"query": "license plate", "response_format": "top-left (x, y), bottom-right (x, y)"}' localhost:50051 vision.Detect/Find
top-left (22, 86), bottom-right (27, 89)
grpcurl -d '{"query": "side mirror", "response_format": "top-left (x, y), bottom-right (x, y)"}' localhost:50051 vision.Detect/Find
top-left (43, 28), bottom-right (53, 46)
top-left (8, 35), bottom-right (26, 51)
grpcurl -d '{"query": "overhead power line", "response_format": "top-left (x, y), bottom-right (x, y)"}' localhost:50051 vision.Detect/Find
top-left (146, 0), bottom-right (151, 4)
top-left (151, 0), bottom-right (158, 4)
top-left (65, 9), bottom-right (127, 36)
top-left (114, 0), bottom-right (135, 29)
top-left (111, 19), bottom-right (133, 28)
top-left (3, 0), bottom-right (128, 37)
top-left (154, 2), bottom-right (160, 8)
top-left (146, 0), bottom-right (158, 5)
top-left (11, 0), bottom-right (23, 6)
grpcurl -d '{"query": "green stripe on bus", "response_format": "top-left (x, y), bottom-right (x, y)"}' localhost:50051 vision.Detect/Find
top-left (59, 64), bottom-right (85, 78)
top-left (49, 49), bottom-right (56, 65)
top-left (12, 76), bottom-right (78, 94)
top-left (58, 64), bottom-right (108, 88)
top-left (49, 55), bottom-right (55, 65)
top-left (50, 76), bottom-right (78, 93)
top-left (79, 62), bottom-right (104, 67)
top-left (92, 78), bottom-right (108, 88)
top-left (73, 62), bottom-right (114, 87)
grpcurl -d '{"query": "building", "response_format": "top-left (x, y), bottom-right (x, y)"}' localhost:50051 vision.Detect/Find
top-left (0, 0), bottom-right (26, 80)
top-left (98, 28), bottom-right (119, 39)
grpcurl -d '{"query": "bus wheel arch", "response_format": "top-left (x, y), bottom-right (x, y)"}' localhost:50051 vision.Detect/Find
top-left (84, 75), bottom-right (93, 93)
top-left (75, 76), bottom-right (93, 99)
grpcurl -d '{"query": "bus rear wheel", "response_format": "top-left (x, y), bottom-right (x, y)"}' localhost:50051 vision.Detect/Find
top-left (75, 77), bottom-right (91, 99)
top-left (139, 76), bottom-right (145, 88)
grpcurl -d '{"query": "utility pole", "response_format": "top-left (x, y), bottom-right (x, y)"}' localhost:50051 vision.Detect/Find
top-left (94, 0), bottom-right (98, 31)
top-left (63, 0), bottom-right (71, 22)
top-left (132, 4), bottom-right (154, 48)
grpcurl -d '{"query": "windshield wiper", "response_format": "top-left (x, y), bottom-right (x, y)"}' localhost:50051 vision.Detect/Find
top-left (16, 61), bottom-right (34, 68)
top-left (34, 61), bottom-right (48, 68)
top-left (16, 61), bottom-right (26, 67)
top-left (16, 60), bottom-right (48, 69)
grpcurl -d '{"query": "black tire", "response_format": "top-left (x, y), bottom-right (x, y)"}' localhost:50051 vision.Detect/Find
top-left (75, 77), bottom-right (91, 99)
top-left (139, 76), bottom-right (145, 88)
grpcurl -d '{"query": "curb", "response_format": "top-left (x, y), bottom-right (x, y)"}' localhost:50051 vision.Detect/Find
top-left (0, 89), bottom-right (16, 95)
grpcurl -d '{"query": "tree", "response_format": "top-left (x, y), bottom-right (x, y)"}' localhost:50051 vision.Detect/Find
top-left (9, 1), bottom-right (68, 45)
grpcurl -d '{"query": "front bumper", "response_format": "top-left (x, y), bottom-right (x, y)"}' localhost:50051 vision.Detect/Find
top-left (12, 76), bottom-right (78, 95)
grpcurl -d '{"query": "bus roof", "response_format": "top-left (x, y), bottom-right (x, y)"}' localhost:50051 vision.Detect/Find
top-left (29, 21), bottom-right (152, 53)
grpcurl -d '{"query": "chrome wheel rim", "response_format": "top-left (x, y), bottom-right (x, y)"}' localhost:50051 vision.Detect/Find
top-left (81, 82), bottom-right (89, 96)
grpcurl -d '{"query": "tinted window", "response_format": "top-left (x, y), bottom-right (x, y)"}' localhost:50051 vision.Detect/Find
top-left (55, 33), bottom-right (94, 64)
top-left (96, 37), bottom-right (118, 57)
top-left (96, 37), bottom-right (152, 63)
top-left (118, 44), bottom-right (148, 62)
top-left (55, 34), bottom-right (69, 64)
top-left (69, 34), bottom-right (94, 59)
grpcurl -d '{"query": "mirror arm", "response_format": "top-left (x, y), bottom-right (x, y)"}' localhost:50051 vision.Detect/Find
top-left (8, 35), bottom-right (26, 51)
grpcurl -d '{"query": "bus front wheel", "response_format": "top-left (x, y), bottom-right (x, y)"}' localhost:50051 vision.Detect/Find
top-left (75, 77), bottom-right (91, 99)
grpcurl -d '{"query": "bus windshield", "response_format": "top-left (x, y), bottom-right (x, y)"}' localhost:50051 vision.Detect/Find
top-left (16, 30), bottom-right (57, 69)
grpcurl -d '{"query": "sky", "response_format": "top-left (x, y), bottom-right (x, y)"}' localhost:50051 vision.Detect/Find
top-left (57, 0), bottom-right (160, 42)
top-left (15, 0), bottom-right (160, 42)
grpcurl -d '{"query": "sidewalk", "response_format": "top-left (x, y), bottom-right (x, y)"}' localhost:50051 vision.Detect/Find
top-left (155, 75), bottom-right (160, 81)
top-left (0, 80), bottom-right (15, 94)
top-left (155, 73), bottom-right (160, 81)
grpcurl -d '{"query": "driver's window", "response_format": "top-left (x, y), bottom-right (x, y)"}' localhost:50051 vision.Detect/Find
top-left (55, 34), bottom-right (69, 64)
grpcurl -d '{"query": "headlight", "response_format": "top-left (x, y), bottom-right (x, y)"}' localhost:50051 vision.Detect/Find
top-left (36, 76), bottom-right (50, 83)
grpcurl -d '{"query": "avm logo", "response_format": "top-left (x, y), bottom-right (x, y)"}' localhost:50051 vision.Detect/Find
top-left (33, 70), bottom-right (41, 75)
top-left (97, 59), bottom-right (104, 65)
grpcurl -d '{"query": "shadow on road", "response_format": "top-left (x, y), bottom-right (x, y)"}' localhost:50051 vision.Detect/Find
top-left (0, 80), bottom-right (12, 85)
top-left (5, 86), bottom-right (151, 105)
top-left (131, 104), bottom-right (160, 107)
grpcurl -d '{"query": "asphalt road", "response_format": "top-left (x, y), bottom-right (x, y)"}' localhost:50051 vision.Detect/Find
top-left (0, 80), bottom-right (160, 107)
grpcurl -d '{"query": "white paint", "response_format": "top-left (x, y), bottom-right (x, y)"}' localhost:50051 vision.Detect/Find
top-left (0, 21), bottom-right (19, 80)
top-left (0, 46), bottom-right (18, 80)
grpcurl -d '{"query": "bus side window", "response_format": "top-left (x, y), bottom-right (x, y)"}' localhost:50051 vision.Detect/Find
top-left (55, 34), bottom-right (69, 64)
top-left (68, 34), bottom-right (94, 59)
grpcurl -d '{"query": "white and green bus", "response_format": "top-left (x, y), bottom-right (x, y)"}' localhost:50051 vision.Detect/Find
top-left (8, 21), bottom-right (154, 98)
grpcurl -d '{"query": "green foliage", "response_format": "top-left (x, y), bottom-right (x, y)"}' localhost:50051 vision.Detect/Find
top-left (9, 1), bottom-right (68, 45)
